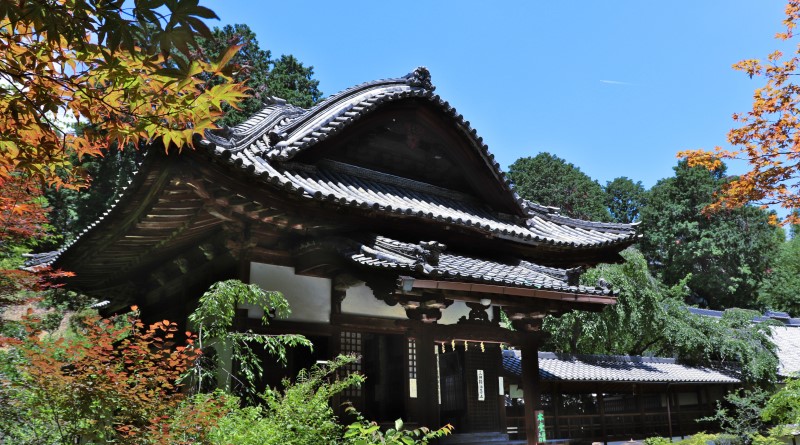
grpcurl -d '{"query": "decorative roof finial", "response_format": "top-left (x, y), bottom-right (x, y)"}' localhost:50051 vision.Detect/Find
top-left (405, 66), bottom-right (435, 91)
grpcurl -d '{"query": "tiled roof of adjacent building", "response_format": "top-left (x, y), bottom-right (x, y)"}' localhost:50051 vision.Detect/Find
top-left (328, 235), bottom-right (612, 297)
top-left (771, 326), bottom-right (800, 377)
top-left (502, 350), bottom-right (740, 384)
top-left (686, 307), bottom-right (800, 326)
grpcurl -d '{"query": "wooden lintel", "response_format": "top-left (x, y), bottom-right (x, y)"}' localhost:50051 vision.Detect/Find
top-left (406, 279), bottom-right (615, 307)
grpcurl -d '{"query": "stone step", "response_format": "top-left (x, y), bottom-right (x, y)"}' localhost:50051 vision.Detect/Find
top-left (441, 432), bottom-right (511, 444)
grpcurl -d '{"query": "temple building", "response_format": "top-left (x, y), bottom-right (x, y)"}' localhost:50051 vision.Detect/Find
top-left (29, 68), bottom-right (638, 445)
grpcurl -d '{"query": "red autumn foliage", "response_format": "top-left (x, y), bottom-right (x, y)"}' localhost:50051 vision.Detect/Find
top-left (2, 308), bottom-right (226, 444)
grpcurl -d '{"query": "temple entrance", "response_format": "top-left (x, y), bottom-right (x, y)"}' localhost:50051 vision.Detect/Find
top-left (439, 350), bottom-right (467, 430)
top-left (362, 333), bottom-right (406, 424)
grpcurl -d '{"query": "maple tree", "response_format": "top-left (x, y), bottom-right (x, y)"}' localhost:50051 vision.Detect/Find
top-left (679, 0), bottom-right (800, 222)
top-left (0, 0), bottom-right (247, 300)
top-left (0, 307), bottom-right (226, 444)
top-left (0, 0), bottom-right (247, 189)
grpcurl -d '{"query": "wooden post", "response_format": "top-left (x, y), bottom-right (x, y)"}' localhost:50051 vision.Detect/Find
top-left (413, 322), bottom-right (439, 430)
top-left (521, 338), bottom-right (541, 445)
top-left (553, 383), bottom-right (561, 439)
top-left (598, 387), bottom-right (607, 445)
top-left (673, 389), bottom-right (683, 438)
top-left (637, 384), bottom-right (646, 437)
top-left (666, 385), bottom-right (673, 440)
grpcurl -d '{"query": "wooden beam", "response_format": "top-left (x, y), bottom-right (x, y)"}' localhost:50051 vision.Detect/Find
top-left (405, 278), bottom-right (615, 307)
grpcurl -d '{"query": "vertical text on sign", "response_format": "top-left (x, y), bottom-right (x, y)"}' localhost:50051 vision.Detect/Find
top-left (477, 369), bottom-right (485, 401)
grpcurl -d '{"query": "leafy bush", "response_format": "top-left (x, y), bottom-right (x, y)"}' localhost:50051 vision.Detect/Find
top-left (644, 437), bottom-right (672, 445)
top-left (210, 355), bottom-right (363, 445)
top-left (700, 389), bottom-right (771, 445)
top-left (343, 410), bottom-right (454, 445)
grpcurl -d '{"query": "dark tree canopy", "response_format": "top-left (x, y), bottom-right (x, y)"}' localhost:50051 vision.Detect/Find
top-left (639, 160), bottom-right (782, 310)
top-left (46, 148), bottom-right (140, 241)
top-left (508, 153), bottom-right (611, 221)
top-left (604, 176), bottom-right (646, 224)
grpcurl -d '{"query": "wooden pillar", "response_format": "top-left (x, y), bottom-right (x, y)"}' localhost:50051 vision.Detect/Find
top-left (673, 389), bottom-right (683, 438)
top-left (637, 385), bottom-right (646, 437)
top-left (598, 387), bottom-right (607, 445)
top-left (412, 321), bottom-right (440, 430)
top-left (499, 374), bottom-right (508, 437)
top-left (553, 383), bottom-right (561, 439)
top-left (521, 338), bottom-right (541, 445)
top-left (666, 385), bottom-right (673, 440)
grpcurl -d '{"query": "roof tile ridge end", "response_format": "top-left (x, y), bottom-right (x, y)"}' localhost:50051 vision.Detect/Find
top-left (274, 68), bottom-right (435, 144)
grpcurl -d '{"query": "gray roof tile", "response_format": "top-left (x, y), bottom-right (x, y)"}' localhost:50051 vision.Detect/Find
top-left (201, 67), bottom-right (637, 250)
top-left (502, 350), bottom-right (740, 384)
top-left (772, 326), bottom-right (800, 377)
top-left (334, 235), bottom-right (611, 296)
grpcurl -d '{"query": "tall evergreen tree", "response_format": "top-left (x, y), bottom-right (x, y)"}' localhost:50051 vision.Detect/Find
top-left (267, 54), bottom-right (322, 109)
top-left (639, 160), bottom-right (782, 309)
top-left (508, 152), bottom-right (611, 221)
top-left (604, 176), bottom-right (646, 224)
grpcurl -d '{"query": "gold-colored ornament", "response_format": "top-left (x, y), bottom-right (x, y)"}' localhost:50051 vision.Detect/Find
top-left (464, 340), bottom-right (468, 351)
top-left (480, 341), bottom-right (485, 352)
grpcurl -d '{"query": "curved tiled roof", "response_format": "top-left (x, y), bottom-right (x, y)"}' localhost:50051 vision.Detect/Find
top-left (331, 235), bottom-right (612, 297)
top-left (201, 153), bottom-right (636, 249)
top-left (201, 67), bottom-right (637, 249)
top-left (26, 68), bottom-right (637, 275)
top-left (502, 350), bottom-right (739, 384)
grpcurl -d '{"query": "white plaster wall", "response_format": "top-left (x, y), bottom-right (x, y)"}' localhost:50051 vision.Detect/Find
top-left (341, 282), bottom-right (406, 319)
top-left (249, 262), bottom-right (331, 323)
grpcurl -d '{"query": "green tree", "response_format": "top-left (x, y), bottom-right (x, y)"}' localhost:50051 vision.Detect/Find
top-left (544, 247), bottom-right (684, 355)
top-left (267, 54), bottom-right (322, 109)
top-left (545, 248), bottom-right (779, 384)
top-left (604, 176), bottom-right (646, 223)
top-left (508, 153), bottom-right (611, 221)
top-left (639, 160), bottom-right (782, 310)
top-left (759, 234), bottom-right (800, 316)
top-left (45, 148), bottom-right (140, 240)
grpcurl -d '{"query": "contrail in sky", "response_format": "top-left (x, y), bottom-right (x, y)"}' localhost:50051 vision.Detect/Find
top-left (599, 79), bottom-right (634, 85)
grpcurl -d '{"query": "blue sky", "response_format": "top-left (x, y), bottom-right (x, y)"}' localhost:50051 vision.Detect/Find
top-left (202, 0), bottom-right (790, 189)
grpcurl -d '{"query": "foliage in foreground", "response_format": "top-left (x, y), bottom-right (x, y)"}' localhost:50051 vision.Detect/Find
top-left (700, 388), bottom-right (772, 445)
top-left (186, 279), bottom-right (312, 400)
top-left (681, 0), bottom-right (800, 221)
top-left (0, 307), bottom-right (207, 444)
top-left (0, 280), bottom-right (449, 444)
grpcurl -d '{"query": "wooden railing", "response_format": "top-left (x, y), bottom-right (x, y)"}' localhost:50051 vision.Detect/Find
top-left (506, 409), bottom-right (714, 443)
